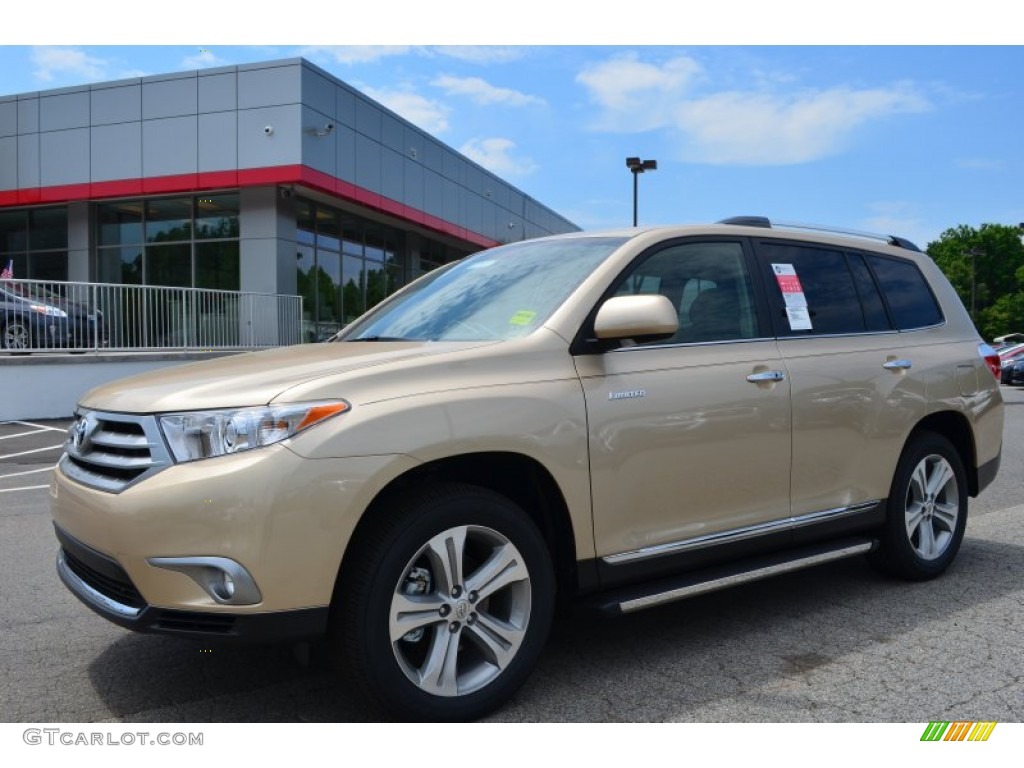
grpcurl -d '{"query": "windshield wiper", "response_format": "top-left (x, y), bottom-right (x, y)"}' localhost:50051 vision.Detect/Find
top-left (345, 335), bottom-right (412, 342)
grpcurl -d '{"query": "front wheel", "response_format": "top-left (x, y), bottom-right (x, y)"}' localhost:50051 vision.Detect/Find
top-left (330, 483), bottom-right (555, 721)
top-left (869, 432), bottom-right (968, 580)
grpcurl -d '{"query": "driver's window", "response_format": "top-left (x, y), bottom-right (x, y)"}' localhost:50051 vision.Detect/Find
top-left (613, 242), bottom-right (759, 344)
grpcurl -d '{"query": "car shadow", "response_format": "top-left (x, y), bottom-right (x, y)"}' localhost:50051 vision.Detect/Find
top-left (85, 535), bottom-right (1024, 722)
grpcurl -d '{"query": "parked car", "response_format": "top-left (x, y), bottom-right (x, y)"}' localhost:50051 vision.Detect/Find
top-left (0, 281), bottom-right (105, 351)
top-left (998, 343), bottom-right (1024, 383)
top-left (51, 218), bottom-right (1004, 720)
top-left (1005, 356), bottom-right (1024, 386)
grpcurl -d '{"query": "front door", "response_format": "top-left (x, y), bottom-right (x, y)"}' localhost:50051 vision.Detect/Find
top-left (574, 239), bottom-right (792, 573)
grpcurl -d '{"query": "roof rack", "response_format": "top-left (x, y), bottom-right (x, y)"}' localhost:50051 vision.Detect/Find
top-left (717, 216), bottom-right (922, 252)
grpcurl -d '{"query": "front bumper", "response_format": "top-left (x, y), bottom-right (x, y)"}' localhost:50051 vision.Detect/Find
top-left (56, 525), bottom-right (326, 641)
top-left (50, 439), bottom-right (420, 629)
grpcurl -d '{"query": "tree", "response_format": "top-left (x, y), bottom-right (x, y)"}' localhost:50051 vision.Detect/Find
top-left (927, 223), bottom-right (1024, 342)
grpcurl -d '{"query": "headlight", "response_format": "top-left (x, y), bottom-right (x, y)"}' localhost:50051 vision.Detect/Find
top-left (30, 303), bottom-right (67, 318)
top-left (159, 401), bottom-right (349, 462)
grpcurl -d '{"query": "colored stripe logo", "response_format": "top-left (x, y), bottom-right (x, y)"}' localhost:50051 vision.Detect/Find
top-left (921, 722), bottom-right (997, 741)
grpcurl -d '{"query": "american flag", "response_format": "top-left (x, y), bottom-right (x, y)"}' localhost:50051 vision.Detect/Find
top-left (0, 259), bottom-right (12, 280)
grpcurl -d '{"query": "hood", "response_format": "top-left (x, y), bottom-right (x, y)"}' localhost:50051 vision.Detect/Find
top-left (79, 341), bottom-right (494, 413)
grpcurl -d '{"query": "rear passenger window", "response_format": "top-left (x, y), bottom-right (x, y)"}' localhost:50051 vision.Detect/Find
top-left (866, 254), bottom-right (944, 330)
top-left (759, 243), bottom-right (865, 335)
top-left (848, 253), bottom-right (892, 332)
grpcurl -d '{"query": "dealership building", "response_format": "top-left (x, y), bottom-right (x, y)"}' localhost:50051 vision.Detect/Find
top-left (0, 56), bottom-right (578, 341)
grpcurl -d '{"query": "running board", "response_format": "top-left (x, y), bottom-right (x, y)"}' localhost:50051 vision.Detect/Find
top-left (593, 537), bottom-right (876, 615)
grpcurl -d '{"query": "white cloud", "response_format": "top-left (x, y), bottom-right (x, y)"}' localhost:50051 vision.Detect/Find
top-left (460, 138), bottom-right (537, 177)
top-left (577, 53), bottom-right (932, 166)
top-left (955, 157), bottom-right (1004, 171)
top-left (32, 46), bottom-right (108, 83)
top-left (181, 50), bottom-right (228, 70)
top-left (300, 46), bottom-right (414, 65)
top-left (432, 75), bottom-right (544, 107)
top-left (362, 87), bottom-right (450, 134)
top-left (576, 53), bottom-right (704, 131)
top-left (675, 86), bottom-right (930, 165)
top-left (861, 201), bottom-right (929, 247)
top-left (432, 47), bottom-right (524, 64)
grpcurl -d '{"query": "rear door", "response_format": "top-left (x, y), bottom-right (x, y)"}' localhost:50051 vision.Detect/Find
top-left (754, 240), bottom-right (930, 521)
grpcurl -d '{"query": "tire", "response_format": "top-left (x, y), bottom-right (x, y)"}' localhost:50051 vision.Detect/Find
top-left (2, 319), bottom-right (31, 350)
top-left (869, 432), bottom-right (968, 581)
top-left (329, 482), bottom-right (555, 721)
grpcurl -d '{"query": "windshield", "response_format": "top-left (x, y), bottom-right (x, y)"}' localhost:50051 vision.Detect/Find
top-left (337, 236), bottom-right (628, 342)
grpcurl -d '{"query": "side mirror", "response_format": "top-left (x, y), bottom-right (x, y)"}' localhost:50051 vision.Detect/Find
top-left (593, 294), bottom-right (678, 341)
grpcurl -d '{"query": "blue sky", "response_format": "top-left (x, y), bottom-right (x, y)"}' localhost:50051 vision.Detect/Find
top-left (1, 14), bottom-right (1021, 250)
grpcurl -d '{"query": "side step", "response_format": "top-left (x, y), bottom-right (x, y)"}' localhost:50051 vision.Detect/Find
top-left (593, 537), bottom-right (876, 615)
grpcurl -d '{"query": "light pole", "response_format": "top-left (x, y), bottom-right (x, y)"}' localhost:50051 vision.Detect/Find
top-left (626, 157), bottom-right (657, 227)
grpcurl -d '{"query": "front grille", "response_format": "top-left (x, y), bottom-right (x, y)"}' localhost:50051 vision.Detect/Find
top-left (61, 410), bottom-right (171, 493)
top-left (61, 546), bottom-right (146, 609)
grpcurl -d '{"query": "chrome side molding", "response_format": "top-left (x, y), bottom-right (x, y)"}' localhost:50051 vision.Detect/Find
top-left (603, 501), bottom-right (880, 565)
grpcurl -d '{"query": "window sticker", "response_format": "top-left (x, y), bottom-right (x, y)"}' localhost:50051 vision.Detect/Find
top-left (509, 309), bottom-right (537, 326)
top-left (786, 306), bottom-right (813, 331)
top-left (771, 263), bottom-right (812, 330)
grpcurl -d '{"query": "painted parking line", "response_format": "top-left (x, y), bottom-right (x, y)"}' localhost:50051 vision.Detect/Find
top-left (13, 421), bottom-right (69, 433)
top-left (0, 445), bottom-right (65, 460)
top-left (0, 485), bottom-right (49, 493)
top-left (0, 466), bottom-right (56, 479)
top-left (0, 428), bottom-right (51, 441)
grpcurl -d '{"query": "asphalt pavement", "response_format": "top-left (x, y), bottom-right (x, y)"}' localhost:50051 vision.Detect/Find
top-left (0, 393), bottom-right (1021, 722)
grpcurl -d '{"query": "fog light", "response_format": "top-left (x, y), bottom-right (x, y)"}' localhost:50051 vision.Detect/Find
top-left (147, 556), bottom-right (261, 605)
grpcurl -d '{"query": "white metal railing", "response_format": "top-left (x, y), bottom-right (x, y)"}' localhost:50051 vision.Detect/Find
top-left (0, 278), bottom-right (304, 353)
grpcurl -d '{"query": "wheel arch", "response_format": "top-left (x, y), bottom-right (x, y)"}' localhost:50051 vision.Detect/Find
top-left (337, 451), bottom-right (580, 604)
top-left (908, 411), bottom-right (979, 496)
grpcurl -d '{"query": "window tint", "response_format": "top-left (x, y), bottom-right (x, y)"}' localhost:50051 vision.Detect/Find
top-left (866, 254), bottom-right (943, 329)
top-left (848, 253), bottom-right (891, 332)
top-left (614, 241), bottom-right (759, 344)
top-left (759, 243), bottom-right (864, 335)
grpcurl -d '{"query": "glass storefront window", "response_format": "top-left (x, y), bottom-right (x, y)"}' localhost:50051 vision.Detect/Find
top-left (147, 243), bottom-right (192, 287)
top-left (0, 207), bottom-right (68, 280)
top-left (195, 194), bottom-right (239, 240)
top-left (0, 210), bottom-right (27, 252)
top-left (98, 202), bottom-right (143, 246)
top-left (97, 246), bottom-right (144, 285)
top-left (296, 199), bottom-right (315, 245)
top-left (146, 198), bottom-right (192, 243)
top-left (342, 253), bottom-right (364, 322)
top-left (29, 208), bottom-right (68, 250)
top-left (316, 207), bottom-right (341, 252)
top-left (196, 241), bottom-right (240, 290)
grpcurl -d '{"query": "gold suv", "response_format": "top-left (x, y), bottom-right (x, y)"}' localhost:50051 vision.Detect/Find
top-left (50, 218), bottom-right (1003, 720)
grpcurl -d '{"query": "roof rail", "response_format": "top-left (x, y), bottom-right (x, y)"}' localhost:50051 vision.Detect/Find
top-left (716, 216), bottom-right (922, 252)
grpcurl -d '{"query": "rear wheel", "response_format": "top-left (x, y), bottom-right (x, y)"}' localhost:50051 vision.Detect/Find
top-left (869, 432), bottom-right (968, 580)
top-left (330, 483), bottom-right (555, 721)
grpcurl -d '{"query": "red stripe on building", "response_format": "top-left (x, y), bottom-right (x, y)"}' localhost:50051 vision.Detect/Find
top-left (0, 166), bottom-right (499, 249)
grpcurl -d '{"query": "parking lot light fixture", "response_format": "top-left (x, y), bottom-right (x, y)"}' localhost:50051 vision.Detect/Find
top-left (626, 157), bottom-right (657, 227)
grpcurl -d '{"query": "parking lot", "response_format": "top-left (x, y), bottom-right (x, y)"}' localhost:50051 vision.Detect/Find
top-left (1, 394), bottom-right (1022, 723)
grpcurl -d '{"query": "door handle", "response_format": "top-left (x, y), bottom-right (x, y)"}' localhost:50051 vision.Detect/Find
top-left (883, 359), bottom-right (912, 371)
top-left (746, 371), bottom-right (786, 383)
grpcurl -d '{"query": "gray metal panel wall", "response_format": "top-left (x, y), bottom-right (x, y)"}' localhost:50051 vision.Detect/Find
top-left (198, 111), bottom-right (237, 172)
top-left (91, 83), bottom-right (141, 125)
top-left (0, 99), bottom-right (16, 137)
top-left (143, 116), bottom-right (198, 176)
top-left (40, 90), bottom-right (89, 131)
top-left (91, 123), bottom-right (142, 181)
top-left (143, 77), bottom-right (197, 120)
top-left (40, 129), bottom-right (89, 186)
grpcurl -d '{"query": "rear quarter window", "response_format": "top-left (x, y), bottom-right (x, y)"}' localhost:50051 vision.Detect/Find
top-left (866, 254), bottom-right (944, 330)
